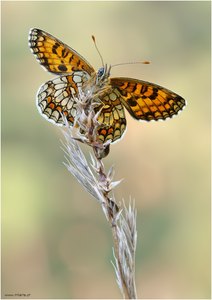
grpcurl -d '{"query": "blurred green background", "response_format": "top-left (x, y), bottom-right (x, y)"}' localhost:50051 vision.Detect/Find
top-left (2, 1), bottom-right (210, 299)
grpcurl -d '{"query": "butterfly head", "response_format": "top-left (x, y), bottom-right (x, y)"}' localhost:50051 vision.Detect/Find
top-left (96, 64), bottom-right (111, 84)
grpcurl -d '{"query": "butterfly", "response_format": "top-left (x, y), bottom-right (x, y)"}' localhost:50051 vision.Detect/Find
top-left (28, 28), bottom-right (186, 144)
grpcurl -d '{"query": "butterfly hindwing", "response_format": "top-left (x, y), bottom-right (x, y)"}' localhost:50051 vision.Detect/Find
top-left (97, 90), bottom-right (127, 143)
top-left (111, 78), bottom-right (186, 121)
top-left (36, 71), bottom-right (90, 126)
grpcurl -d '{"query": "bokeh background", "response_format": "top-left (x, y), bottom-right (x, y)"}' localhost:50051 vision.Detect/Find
top-left (2, 1), bottom-right (210, 299)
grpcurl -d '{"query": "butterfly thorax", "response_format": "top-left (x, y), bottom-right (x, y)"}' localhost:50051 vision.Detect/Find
top-left (82, 65), bottom-right (112, 102)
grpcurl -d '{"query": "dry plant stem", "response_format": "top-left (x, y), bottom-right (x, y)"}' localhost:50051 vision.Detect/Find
top-left (92, 151), bottom-right (137, 299)
top-left (61, 91), bottom-right (137, 299)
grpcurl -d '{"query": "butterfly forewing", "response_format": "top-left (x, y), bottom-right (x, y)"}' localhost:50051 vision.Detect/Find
top-left (111, 78), bottom-right (186, 121)
top-left (29, 28), bottom-right (95, 75)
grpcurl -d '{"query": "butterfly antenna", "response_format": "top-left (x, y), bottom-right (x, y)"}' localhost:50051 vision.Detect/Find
top-left (112, 60), bottom-right (150, 68)
top-left (92, 35), bottom-right (104, 67)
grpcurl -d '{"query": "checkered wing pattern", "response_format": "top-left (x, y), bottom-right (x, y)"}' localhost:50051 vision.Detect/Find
top-left (29, 28), bottom-right (94, 75)
top-left (111, 78), bottom-right (185, 121)
top-left (36, 72), bottom-right (89, 126)
top-left (96, 90), bottom-right (127, 143)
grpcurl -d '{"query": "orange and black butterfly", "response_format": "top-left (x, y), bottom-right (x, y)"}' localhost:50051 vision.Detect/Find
top-left (28, 28), bottom-right (186, 144)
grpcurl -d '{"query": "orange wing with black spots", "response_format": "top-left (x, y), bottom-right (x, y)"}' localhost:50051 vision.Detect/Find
top-left (111, 78), bottom-right (186, 121)
top-left (28, 28), bottom-right (94, 75)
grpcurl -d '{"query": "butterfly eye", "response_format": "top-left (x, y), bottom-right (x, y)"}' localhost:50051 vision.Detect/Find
top-left (97, 67), bottom-right (105, 78)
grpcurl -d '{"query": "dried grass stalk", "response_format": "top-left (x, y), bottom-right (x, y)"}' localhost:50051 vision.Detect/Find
top-left (60, 89), bottom-right (138, 299)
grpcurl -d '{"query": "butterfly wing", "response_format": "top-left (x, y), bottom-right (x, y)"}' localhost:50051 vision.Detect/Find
top-left (36, 71), bottom-right (90, 125)
top-left (28, 28), bottom-right (95, 75)
top-left (110, 78), bottom-right (186, 121)
top-left (96, 90), bottom-right (127, 143)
